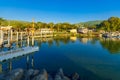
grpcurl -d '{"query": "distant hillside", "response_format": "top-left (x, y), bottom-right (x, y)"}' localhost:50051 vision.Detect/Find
top-left (83, 20), bottom-right (103, 25)
top-left (76, 20), bottom-right (103, 26)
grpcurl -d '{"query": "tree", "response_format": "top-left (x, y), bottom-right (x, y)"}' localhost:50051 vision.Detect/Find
top-left (36, 22), bottom-right (43, 30)
top-left (98, 17), bottom-right (120, 32)
top-left (0, 18), bottom-right (7, 26)
top-left (48, 22), bottom-right (54, 30)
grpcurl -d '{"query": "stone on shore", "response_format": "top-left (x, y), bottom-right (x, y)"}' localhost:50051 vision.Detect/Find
top-left (55, 68), bottom-right (70, 80)
top-left (0, 68), bottom-right (80, 80)
top-left (72, 73), bottom-right (79, 80)
top-left (24, 69), bottom-right (40, 80)
top-left (32, 69), bottom-right (48, 80)
top-left (0, 68), bottom-right (24, 80)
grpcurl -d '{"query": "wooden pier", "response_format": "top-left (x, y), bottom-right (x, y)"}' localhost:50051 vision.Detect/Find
top-left (0, 46), bottom-right (39, 62)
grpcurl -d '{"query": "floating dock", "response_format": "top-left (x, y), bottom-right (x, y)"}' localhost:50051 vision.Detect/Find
top-left (0, 46), bottom-right (39, 62)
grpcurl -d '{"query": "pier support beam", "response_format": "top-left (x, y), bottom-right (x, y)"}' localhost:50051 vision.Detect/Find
top-left (31, 54), bottom-right (34, 68)
top-left (7, 30), bottom-right (10, 45)
top-left (21, 32), bottom-right (23, 47)
top-left (27, 36), bottom-right (29, 46)
top-left (0, 30), bottom-right (3, 44)
top-left (8, 61), bottom-right (12, 71)
top-left (10, 29), bottom-right (13, 41)
top-left (0, 64), bottom-right (2, 73)
top-left (26, 55), bottom-right (29, 70)
top-left (32, 36), bottom-right (34, 46)
top-left (16, 32), bottom-right (18, 41)
top-left (21, 32), bottom-right (23, 41)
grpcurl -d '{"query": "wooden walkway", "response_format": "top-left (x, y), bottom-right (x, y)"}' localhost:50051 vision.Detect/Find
top-left (0, 46), bottom-right (39, 62)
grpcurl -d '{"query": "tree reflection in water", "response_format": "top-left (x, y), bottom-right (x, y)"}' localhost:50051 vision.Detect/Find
top-left (34, 36), bottom-right (120, 54)
top-left (100, 38), bottom-right (120, 54)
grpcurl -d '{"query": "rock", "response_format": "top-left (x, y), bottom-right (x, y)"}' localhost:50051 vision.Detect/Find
top-left (32, 69), bottom-right (48, 80)
top-left (55, 74), bottom-right (62, 80)
top-left (24, 69), bottom-right (34, 80)
top-left (55, 75), bottom-right (70, 80)
top-left (27, 69), bottom-right (34, 77)
top-left (55, 68), bottom-right (70, 80)
top-left (63, 76), bottom-right (70, 80)
top-left (3, 68), bottom-right (24, 80)
top-left (33, 70), bottom-right (40, 76)
top-left (56, 68), bottom-right (64, 78)
top-left (55, 68), bottom-right (64, 80)
top-left (0, 68), bottom-right (79, 80)
top-left (72, 73), bottom-right (79, 80)
top-left (24, 69), bottom-right (39, 80)
top-left (48, 75), bottom-right (53, 80)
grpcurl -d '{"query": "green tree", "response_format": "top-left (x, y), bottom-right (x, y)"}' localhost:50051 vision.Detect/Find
top-left (98, 17), bottom-right (120, 32)
top-left (48, 22), bottom-right (54, 30)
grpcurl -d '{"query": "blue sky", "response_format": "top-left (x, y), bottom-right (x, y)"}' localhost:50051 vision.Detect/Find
top-left (0, 0), bottom-right (120, 23)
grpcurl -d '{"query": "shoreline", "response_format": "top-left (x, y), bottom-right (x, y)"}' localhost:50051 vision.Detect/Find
top-left (0, 68), bottom-right (80, 80)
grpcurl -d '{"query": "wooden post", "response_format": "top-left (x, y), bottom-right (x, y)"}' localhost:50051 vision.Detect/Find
top-left (10, 29), bottom-right (13, 41)
top-left (21, 32), bottom-right (23, 47)
top-left (31, 54), bottom-right (34, 68)
top-left (21, 32), bottom-right (23, 41)
top-left (8, 30), bottom-right (10, 45)
top-left (26, 55), bottom-right (29, 70)
top-left (32, 18), bottom-right (34, 46)
top-left (27, 36), bottom-right (29, 46)
top-left (8, 61), bottom-right (12, 71)
top-left (27, 55), bottom-right (29, 62)
top-left (0, 30), bottom-right (3, 44)
top-left (0, 64), bottom-right (2, 73)
top-left (40, 29), bottom-right (42, 42)
top-left (32, 36), bottom-right (34, 46)
top-left (16, 32), bottom-right (18, 41)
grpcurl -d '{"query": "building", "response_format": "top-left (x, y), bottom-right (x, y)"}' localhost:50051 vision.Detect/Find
top-left (77, 28), bottom-right (88, 34)
top-left (0, 26), bottom-right (12, 44)
top-left (69, 29), bottom-right (77, 33)
top-left (0, 26), bottom-right (12, 30)
top-left (40, 28), bottom-right (53, 34)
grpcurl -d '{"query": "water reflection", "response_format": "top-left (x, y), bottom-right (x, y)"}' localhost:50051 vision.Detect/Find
top-left (70, 36), bottom-right (77, 42)
top-left (36, 37), bottom-right (120, 54)
top-left (0, 36), bottom-right (120, 80)
top-left (0, 53), bottom-right (35, 72)
top-left (0, 36), bottom-right (38, 72)
top-left (100, 38), bottom-right (120, 54)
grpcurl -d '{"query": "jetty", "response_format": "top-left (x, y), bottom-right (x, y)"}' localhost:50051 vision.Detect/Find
top-left (0, 46), bottom-right (39, 62)
top-left (0, 25), bottom-right (39, 63)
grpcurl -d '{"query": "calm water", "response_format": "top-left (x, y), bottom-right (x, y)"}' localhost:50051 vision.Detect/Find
top-left (0, 37), bottom-right (120, 80)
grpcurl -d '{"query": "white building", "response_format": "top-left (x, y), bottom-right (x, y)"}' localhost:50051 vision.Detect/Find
top-left (0, 26), bottom-right (12, 30)
top-left (70, 29), bottom-right (77, 33)
top-left (40, 28), bottom-right (53, 34)
top-left (77, 28), bottom-right (88, 34)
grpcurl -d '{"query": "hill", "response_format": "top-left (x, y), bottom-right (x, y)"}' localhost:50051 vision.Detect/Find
top-left (76, 20), bottom-right (103, 27)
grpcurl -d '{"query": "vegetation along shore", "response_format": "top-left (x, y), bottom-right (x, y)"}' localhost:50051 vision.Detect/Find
top-left (0, 17), bottom-right (120, 38)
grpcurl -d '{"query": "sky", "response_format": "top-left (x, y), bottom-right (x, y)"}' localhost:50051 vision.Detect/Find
top-left (0, 0), bottom-right (120, 23)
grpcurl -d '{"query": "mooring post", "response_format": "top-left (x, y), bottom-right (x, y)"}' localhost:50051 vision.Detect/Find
top-left (8, 30), bottom-right (10, 45)
top-left (31, 54), bottom-right (34, 68)
top-left (21, 32), bottom-right (23, 41)
top-left (21, 32), bottom-right (23, 47)
top-left (0, 30), bottom-right (3, 44)
top-left (16, 32), bottom-right (18, 41)
top-left (32, 36), bottom-right (34, 46)
top-left (8, 60), bottom-right (12, 71)
top-left (27, 36), bottom-right (29, 46)
top-left (0, 64), bottom-right (2, 73)
top-left (10, 29), bottom-right (13, 41)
